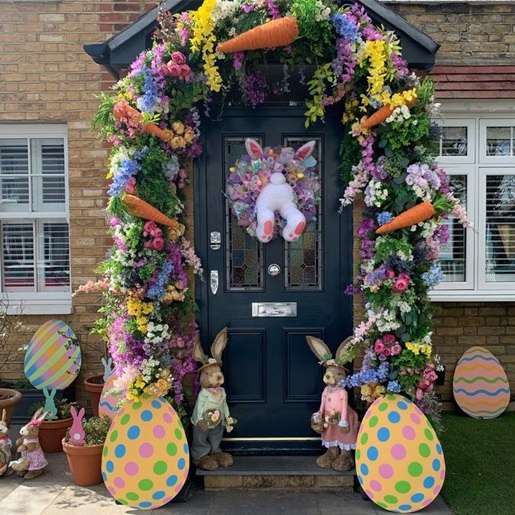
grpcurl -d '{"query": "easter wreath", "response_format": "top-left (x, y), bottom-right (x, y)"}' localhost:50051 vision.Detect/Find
top-left (90, 0), bottom-right (468, 433)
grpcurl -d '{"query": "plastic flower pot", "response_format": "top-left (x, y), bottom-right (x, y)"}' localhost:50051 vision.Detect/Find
top-left (0, 388), bottom-right (22, 426)
top-left (62, 438), bottom-right (104, 486)
top-left (39, 417), bottom-right (73, 453)
top-left (83, 375), bottom-right (104, 416)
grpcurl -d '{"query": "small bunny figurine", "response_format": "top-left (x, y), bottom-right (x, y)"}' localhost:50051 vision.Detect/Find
top-left (0, 409), bottom-right (13, 476)
top-left (42, 388), bottom-right (58, 420)
top-left (307, 336), bottom-right (359, 472)
top-left (69, 406), bottom-right (86, 445)
top-left (191, 327), bottom-right (235, 471)
top-left (102, 356), bottom-right (114, 381)
top-left (9, 408), bottom-right (50, 479)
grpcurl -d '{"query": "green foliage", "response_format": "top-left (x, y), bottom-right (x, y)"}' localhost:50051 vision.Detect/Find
top-left (29, 397), bottom-right (75, 420)
top-left (82, 416), bottom-right (111, 445)
top-left (91, 93), bottom-right (116, 140)
top-left (304, 63), bottom-right (333, 126)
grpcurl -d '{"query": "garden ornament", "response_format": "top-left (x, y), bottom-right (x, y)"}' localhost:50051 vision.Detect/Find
top-left (0, 409), bottom-right (12, 476)
top-left (191, 328), bottom-right (235, 471)
top-left (307, 336), bottom-right (359, 472)
top-left (102, 356), bottom-right (114, 381)
top-left (9, 407), bottom-right (50, 479)
top-left (69, 406), bottom-right (86, 446)
top-left (246, 138), bottom-right (315, 243)
top-left (42, 387), bottom-right (58, 420)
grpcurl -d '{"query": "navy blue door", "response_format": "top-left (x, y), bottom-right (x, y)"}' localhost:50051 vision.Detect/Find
top-left (196, 107), bottom-right (352, 452)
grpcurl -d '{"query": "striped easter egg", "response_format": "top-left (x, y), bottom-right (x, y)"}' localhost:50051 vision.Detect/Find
top-left (99, 373), bottom-right (125, 419)
top-left (453, 346), bottom-right (510, 419)
top-left (24, 319), bottom-right (82, 390)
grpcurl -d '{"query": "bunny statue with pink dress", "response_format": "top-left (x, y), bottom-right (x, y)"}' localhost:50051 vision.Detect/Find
top-left (307, 336), bottom-right (359, 472)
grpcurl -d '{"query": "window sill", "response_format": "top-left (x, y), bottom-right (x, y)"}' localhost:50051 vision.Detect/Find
top-left (430, 291), bottom-right (515, 302)
top-left (3, 296), bottom-right (72, 315)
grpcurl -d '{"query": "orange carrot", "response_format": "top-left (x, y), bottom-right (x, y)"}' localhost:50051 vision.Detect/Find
top-left (376, 201), bottom-right (436, 235)
top-left (217, 17), bottom-right (299, 53)
top-left (123, 194), bottom-right (185, 238)
top-left (360, 97), bottom-right (417, 130)
top-left (113, 102), bottom-right (174, 145)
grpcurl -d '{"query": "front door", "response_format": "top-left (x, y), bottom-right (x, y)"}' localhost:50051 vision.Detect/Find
top-left (196, 107), bottom-right (352, 452)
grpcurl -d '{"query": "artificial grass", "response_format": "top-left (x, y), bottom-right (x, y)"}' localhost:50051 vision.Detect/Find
top-left (439, 411), bottom-right (515, 515)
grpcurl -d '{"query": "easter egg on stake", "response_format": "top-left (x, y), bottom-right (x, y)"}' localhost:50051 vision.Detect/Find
top-left (24, 319), bottom-right (81, 390)
top-left (356, 394), bottom-right (445, 513)
top-left (99, 373), bottom-right (125, 419)
top-left (453, 346), bottom-right (510, 419)
top-left (102, 393), bottom-right (189, 509)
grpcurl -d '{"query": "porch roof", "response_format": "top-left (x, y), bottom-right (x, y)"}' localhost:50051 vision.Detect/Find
top-left (84, 0), bottom-right (439, 78)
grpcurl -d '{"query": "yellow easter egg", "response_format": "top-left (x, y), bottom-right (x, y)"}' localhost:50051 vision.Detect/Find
top-left (356, 394), bottom-right (445, 513)
top-left (453, 346), bottom-right (510, 419)
top-left (102, 394), bottom-right (189, 509)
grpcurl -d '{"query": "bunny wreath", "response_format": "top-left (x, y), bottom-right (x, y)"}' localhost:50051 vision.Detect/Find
top-left (91, 0), bottom-right (468, 427)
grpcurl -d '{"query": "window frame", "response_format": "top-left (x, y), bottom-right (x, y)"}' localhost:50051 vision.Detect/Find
top-left (431, 108), bottom-right (515, 302)
top-left (0, 124), bottom-right (71, 314)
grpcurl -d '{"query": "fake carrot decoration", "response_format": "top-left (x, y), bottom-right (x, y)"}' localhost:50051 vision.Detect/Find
top-left (376, 201), bottom-right (436, 235)
top-left (113, 102), bottom-right (174, 145)
top-left (123, 194), bottom-right (185, 238)
top-left (360, 97), bottom-right (417, 131)
top-left (217, 17), bottom-right (299, 53)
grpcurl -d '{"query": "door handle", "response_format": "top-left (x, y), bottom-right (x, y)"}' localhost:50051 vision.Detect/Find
top-left (210, 270), bottom-right (219, 295)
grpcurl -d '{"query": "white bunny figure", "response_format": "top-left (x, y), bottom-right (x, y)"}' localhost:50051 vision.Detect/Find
top-left (69, 406), bottom-right (86, 446)
top-left (246, 138), bottom-right (315, 243)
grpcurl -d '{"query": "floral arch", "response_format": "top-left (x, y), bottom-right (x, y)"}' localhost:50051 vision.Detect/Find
top-left (90, 0), bottom-right (466, 429)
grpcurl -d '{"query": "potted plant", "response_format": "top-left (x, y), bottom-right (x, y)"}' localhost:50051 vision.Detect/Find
top-left (62, 410), bottom-right (111, 486)
top-left (83, 374), bottom-right (104, 416)
top-left (29, 398), bottom-right (74, 453)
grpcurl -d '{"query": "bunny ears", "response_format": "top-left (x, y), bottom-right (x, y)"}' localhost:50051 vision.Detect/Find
top-left (306, 336), bottom-right (351, 370)
top-left (193, 328), bottom-right (228, 372)
top-left (28, 407), bottom-right (51, 427)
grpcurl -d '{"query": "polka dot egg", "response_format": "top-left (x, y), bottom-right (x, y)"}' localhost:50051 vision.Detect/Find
top-left (356, 394), bottom-right (445, 513)
top-left (102, 393), bottom-right (189, 510)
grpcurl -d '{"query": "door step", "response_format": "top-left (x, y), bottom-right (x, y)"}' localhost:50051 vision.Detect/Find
top-left (196, 456), bottom-right (356, 490)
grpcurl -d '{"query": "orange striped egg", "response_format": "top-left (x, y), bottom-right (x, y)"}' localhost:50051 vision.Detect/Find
top-left (24, 319), bottom-right (81, 390)
top-left (453, 346), bottom-right (510, 419)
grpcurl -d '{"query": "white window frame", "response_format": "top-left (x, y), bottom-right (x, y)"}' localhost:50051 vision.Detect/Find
top-left (431, 102), bottom-right (515, 301)
top-left (0, 124), bottom-right (71, 314)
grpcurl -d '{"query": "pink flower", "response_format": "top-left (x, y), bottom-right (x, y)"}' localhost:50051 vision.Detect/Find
top-left (385, 270), bottom-right (395, 279)
top-left (398, 272), bottom-right (411, 281)
top-left (374, 341), bottom-right (385, 353)
top-left (391, 344), bottom-right (402, 356)
top-left (171, 51), bottom-right (186, 65)
top-left (416, 388), bottom-right (424, 401)
top-left (125, 177), bottom-right (136, 194)
top-left (383, 334), bottom-right (395, 344)
top-left (166, 63), bottom-right (183, 77)
top-left (152, 238), bottom-right (165, 251)
top-left (382, 347), bottom-right (391, 357)
top-left (392, 278), bottom-right (409, 293)
top-left (180, 64), bottom-right (192, 80)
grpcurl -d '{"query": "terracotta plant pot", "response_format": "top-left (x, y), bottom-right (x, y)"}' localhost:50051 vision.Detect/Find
top-left (84, 375), bottom-right (104, 416)
top-left (0, 388), bottom-right (22, 426)
top-left (39, 417), bottom-right (73, 453)
top-left (62, 438), bottom-right (104, 486)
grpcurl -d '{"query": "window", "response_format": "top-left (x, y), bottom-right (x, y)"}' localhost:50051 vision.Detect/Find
top-left (0, 125), bottom-right (71, 314)
top-left (433, 114), bottom-right (515, 300)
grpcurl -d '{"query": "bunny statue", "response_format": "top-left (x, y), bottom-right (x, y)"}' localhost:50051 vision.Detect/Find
top-left (9, 408), bottom-right (50, 479)
top-left (307, 336), bottom-right (359, 472)
top-left (191, 327), bottom-right (235, 471)
top-left (246, 138), bottom-right (315, 243)
top-left (69, 406), bottom-right (86, 446)
top-left (42, 388), bottom-right (58, 420)
top-left (0, 409), bottom-right (13, 476)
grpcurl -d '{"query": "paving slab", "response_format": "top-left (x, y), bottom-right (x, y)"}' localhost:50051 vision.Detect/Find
top-left (0, 451), bottom-right (453, 515)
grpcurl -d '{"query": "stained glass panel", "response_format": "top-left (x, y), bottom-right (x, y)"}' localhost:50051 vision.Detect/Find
top-left (283, 136), bottom-right (322, 290)
top-left (224, 137), bottom-right (264, 290)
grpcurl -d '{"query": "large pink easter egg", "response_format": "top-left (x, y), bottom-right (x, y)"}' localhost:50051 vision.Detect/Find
top-left (453, 346), bottom-right (510, 419)
top-left (24, 319), bottom-right (81, 390)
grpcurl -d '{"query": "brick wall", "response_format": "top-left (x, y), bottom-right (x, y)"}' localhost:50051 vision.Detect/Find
top-left (0, 1), bottom-right (155, 408)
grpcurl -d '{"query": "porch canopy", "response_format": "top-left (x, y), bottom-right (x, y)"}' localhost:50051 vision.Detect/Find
top-left (84, 0), bottom-right (439, 77)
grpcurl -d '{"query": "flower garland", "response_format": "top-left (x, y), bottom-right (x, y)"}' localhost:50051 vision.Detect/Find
top-left (92, 0), bottom-right (467, 427)
top-left (226, 144), bottom-right (320, 239)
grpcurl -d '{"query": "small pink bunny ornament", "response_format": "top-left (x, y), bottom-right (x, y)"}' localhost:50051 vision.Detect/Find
top-left (69, 406), bottom-right (86, 446)
top-left (307, 336), bottom-right (359, 472)
top-left (9, 408), bottom-right (50, 479)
